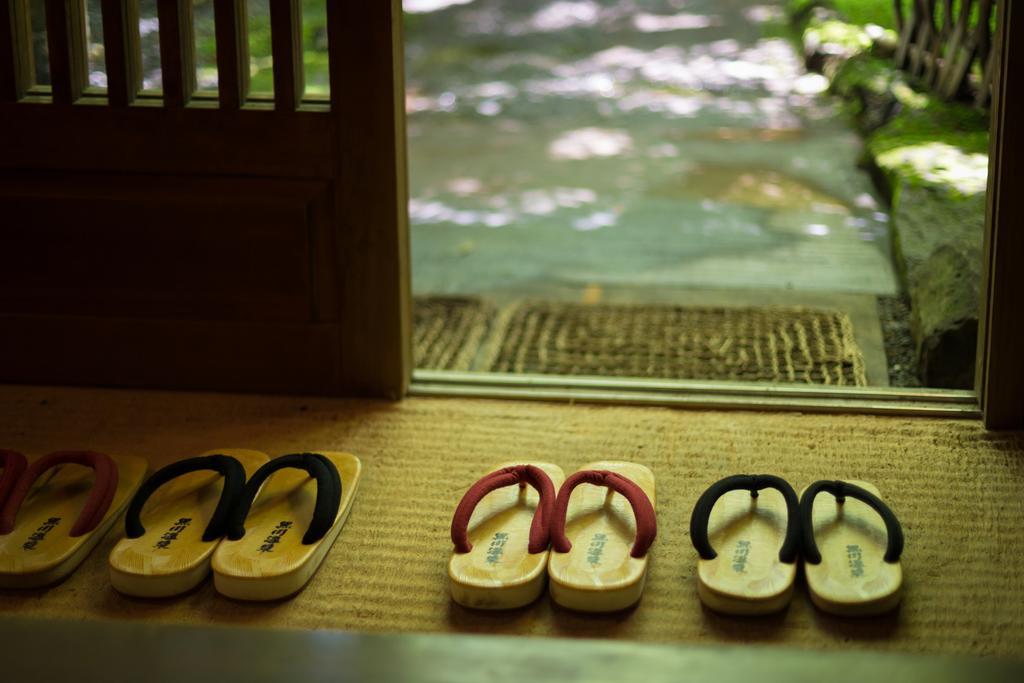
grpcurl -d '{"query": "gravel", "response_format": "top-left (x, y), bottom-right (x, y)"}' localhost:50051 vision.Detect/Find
top-left (878, 295), bottom-right (921, 387)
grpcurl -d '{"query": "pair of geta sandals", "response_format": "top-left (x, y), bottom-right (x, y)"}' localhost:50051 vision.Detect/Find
top-left (110, 449), bottom-right (361, 600)
top-left (448, 460), bottom-right (657, 613)
top-left (691, 475), bottom-right (904, 616)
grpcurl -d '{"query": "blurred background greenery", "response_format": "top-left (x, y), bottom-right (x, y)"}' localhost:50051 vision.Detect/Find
top-left (38, 1), bottom-right (997, 99)
top-left (173, 0), bottom-right (332, 96)
top-left (68, 0), bottom-right (331, 95)
top-left (792, 0), bottom-right (993, 33)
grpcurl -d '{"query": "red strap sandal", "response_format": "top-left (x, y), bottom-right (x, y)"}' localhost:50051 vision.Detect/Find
top-left (547, 462), bottom-right (657, 612)
top-left (0, 451), bottom-right (119, 537)
top-left (448, 462), bottom-right (565, 610)
top-left (0, 450), bottom-right (148, 588)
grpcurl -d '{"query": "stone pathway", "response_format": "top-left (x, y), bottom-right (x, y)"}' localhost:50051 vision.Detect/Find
top-left (405, 0), bottom-right (898, 297)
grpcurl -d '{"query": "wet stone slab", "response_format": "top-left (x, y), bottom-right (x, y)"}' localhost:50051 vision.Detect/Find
top-left (406, 0), bottom-right (898, 297)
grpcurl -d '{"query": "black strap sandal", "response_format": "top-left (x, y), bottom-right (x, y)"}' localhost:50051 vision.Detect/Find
top-left (124, 454), bottom-right (247, 542)
top-left (212, 451), bottom-right (362, 601)
top-left (226, 453), bottom-right (342, 545)
top-left (690, 474), bottom-right (800, 615)
top-left (800, 479), bottom-right (904, 616)
top-left (109, 449), bottom-right (269, 598)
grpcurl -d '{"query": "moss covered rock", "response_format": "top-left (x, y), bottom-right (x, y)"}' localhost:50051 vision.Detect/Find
top-left (830, 55), bottom-right (905, 131)
top-left (805, 19), bottom-right (874, 56)
top-left (787, 2), bottom-right (990, 388)
top-left (890, 183), bottom-right (985, 388)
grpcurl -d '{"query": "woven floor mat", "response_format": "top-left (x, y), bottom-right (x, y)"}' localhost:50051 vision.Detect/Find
top-left (478, 301), bottom-right (867, 385)
top-left (1, 386), bottom-right (1023, 656)
top-left (414, 296), bottom-right (495, 371)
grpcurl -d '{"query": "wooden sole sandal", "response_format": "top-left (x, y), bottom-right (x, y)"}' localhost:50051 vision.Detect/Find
top-left (690, 475), bottom-right (800, 615)
top-left (547, 462), bottom-right (656, 613)
top-left (800, 480), bottom-right (904, 616)
top-left (0, 450), bottom-right (147, 588)
top-left (449, 462), bottom-right (564, 610)
top-left (212, 451), bottom-right (361, 601)
top-left (108, 449), bottom-right (269, 597)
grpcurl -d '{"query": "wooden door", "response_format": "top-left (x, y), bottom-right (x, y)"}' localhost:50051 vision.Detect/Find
top-left (0, 1), bottom-right (410, 397)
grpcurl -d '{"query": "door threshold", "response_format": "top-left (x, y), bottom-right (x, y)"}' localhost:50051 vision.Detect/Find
top-left (410, 370), bottom-right (980, 418)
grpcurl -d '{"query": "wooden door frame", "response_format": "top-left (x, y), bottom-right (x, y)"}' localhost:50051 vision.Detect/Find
top-left (1, 2), bottom-right (1018, 417)
top-left (976, 0), bottom-right (1023, 429)
top-left (331, 0), bottom-right (411, 398)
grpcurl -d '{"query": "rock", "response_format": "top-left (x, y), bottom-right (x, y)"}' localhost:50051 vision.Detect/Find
top-left (802, 12), bottom-right (872, 78)
top-left (831, 56), bottom-right (904, 133)
top-left (867, 26), bottom-right (899, 58)
top-left (787, 1), bottom-right (990, 389)
top-left (891, 183), bottom-right (986, 389)
top-left (659, 164), bottom-right (849, 212)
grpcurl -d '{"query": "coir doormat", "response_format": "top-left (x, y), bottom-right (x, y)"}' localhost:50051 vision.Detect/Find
top-left (477, 301), bottom-right (867, 385)
top-left (413, 296), bottom-right (495, 371)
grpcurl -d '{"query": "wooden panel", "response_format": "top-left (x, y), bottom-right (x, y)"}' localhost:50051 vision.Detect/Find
top-left (0, 314), bottom-right (342, 394)
top-left (43, 0), bottom-right (88, 104)
top-left (0, 172), bottom-right (331, 322)
top-left (270, 0), bottom-right (302, 110)
top-left (1, 0), bottom-right (33, 101)
top-left (978, 0), bottom-right (1024, 429)
top-left (327, 0), bottom-right (411, 398)
top-left (156, 0), bottom-right (196, 107)
top-left (0, 0), bottom-right (411, 399)
top-left (308, 179), bottom-right (340, 323)
top-left (100, 0), bottom-right (141, 106)
top-left (213, 0), bottom-right (249, 109)
top-left (0, 104), bottom-right (337, 177)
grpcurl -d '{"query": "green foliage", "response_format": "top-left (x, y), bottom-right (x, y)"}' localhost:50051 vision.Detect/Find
top-left (804, 18), bottom-right (874, 53)
top-left (868, 86), bottom-right (989, 196)
top-left (829, 0), bottom-right (995, 33)
top-left (832, 0), bottom-right (899, 30)
top-left (831, 55), bottom-right (899, 98)
top-left (188, 0), bottom-right (330, 95)
top-left (785, 0), bottom-right (821, 17)
top-left (869, 100), bottom-right (989, 158)
top-left (831, 55), bottom-right (989, 158)
top-left (826, 54), bottom-right (989, 196)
